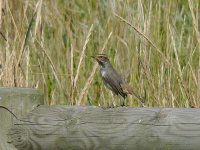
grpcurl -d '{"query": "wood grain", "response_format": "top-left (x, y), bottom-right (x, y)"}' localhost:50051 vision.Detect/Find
top-left (0, 87), bottom-right (44, 150)
top-left (7, 106), bottom-right (200, 150)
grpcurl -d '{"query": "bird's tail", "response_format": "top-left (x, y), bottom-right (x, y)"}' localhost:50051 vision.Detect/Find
top-left (121, 83), bottom-right (145, 106)
top-left (131, 91), bottom-right (145, 104)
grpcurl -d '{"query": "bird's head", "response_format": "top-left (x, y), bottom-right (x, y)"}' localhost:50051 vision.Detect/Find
top-left (92, 54), bottom-right (110, 67)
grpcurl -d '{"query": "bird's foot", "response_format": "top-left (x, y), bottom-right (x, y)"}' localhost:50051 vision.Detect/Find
top-left (101, 105), bottom-right (126, 109)
top-left (101, 104), bottom-right (116, 109)
top-left (120, 101), bottom-right (128, 107)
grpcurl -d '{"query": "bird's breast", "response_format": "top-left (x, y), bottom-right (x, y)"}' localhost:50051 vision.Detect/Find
top-left (101, 70), bottom-right (106, 77)
top-left (99, 69), bottom-right (113, 90)
top-left (100, 68), bottom-right (106, 78)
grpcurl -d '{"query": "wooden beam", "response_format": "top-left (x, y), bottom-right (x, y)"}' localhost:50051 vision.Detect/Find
top-left (7, 106), bottom-right (200, 150)
top-left (0, 87), bottom-right (44, 150)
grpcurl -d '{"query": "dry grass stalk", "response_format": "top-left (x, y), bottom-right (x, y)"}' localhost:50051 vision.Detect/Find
top-left (72, 24), bottom-right (94, 103)
top-left (188, 0), bottom-right (200, 47)
top-left (73, 24), bottom-right (94, 88)
top-left (1, 1), bottom-right (199, 107)
top-left (36, 40), bottom-right (62, 89)
top-left (77, 32), bottom-right (113, 105)
top-left (70, 44), bottom-right (74, 104)
top-left (114, 12), bottom-right (172, 68)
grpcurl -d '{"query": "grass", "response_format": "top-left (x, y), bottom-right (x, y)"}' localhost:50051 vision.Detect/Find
top-left (0, 0), bottom-right (199, 107)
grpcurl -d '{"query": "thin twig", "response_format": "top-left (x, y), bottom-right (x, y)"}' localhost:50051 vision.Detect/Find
top-left (0, 106), bottom-right (36, 123)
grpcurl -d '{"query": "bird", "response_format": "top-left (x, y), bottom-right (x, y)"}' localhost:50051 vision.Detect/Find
top-left (92, 54), bottom-right (145, 106)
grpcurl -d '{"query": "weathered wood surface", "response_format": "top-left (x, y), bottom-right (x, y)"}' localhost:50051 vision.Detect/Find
top-left (0, 87), bottom-right (44, 150)
top-left (7, 106), bottom-right (200, 150)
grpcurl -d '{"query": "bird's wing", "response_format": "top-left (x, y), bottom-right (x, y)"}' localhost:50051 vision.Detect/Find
top-left (102, 72), bottom-right (125, 98)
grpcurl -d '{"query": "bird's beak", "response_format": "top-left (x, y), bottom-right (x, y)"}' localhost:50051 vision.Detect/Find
top-left (91, 55), bottom-right (102, 64)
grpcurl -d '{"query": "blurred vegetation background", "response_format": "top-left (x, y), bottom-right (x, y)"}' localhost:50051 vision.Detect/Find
top-left (0, 0), bottom-right (199, 107)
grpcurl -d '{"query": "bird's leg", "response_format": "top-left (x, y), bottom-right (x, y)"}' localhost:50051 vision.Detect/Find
top-left (120, 83), bottom-right (146, 107)
top-left (121, 99), bottom-right (125, 107)
top-left (110, 93), bottom-right (125, 107)
top-left (119, 97), bottom-right (126, 107)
